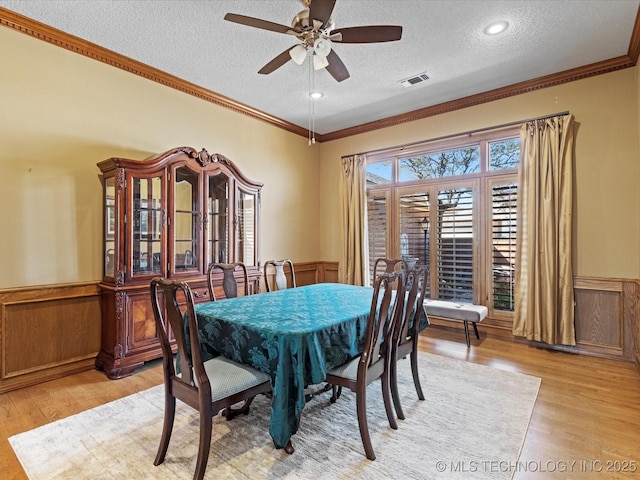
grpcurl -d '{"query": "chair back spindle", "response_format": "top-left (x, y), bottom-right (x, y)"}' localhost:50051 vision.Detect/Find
top-left (372, 258), bottom-right (408, 285)
top-left (264, 259), bottom-right (296, 292)
top-left (207, 262), bottom-right (249, 301)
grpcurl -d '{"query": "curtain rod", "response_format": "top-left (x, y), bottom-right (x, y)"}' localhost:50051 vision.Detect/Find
top-left (342, 111), bottom-right (570, 159)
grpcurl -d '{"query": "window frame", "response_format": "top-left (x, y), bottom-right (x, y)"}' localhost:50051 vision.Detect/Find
top-left (365, 127), bottom-right (520, 318)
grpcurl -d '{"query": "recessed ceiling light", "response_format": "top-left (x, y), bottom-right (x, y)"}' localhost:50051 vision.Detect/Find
top-left (309, 90), bottom-right (324, 100)
top-left (484, 21), bottom-right (509, 35)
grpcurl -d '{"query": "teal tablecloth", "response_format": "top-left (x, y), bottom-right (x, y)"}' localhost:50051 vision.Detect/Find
top-left (194, 283), bottom-right (375, 448)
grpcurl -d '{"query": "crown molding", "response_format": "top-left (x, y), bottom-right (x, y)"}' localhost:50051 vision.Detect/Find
top-left (2, 5), bottom-right (640, 144)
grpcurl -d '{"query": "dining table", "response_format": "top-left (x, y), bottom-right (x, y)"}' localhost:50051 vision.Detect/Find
top-left (193, 282), bottom-right (376, 453)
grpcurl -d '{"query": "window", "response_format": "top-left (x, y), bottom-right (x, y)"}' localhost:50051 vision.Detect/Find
top-left (366, 159), bottom-right (392, 185)
top-left (366, 131), bottom-right (520, 317)
top-left (399, 145), bottom-right (480, 181)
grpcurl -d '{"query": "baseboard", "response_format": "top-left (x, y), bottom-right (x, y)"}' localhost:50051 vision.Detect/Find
top-left (0, 357), bottom-right (98, 395)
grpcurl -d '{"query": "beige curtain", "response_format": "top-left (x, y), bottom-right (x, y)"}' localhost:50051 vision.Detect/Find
top-left (513, 114), bottom-right (576, 345)
top-left (339, 154), bottom-right (368, 286)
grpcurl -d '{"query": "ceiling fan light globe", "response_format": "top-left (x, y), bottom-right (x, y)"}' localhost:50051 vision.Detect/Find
top-left (313, 38), bottom-right (332, 58)
top-left (290, 44), bottom-right (308, 65)
top-left (313, 53), bottom-right (329, 70)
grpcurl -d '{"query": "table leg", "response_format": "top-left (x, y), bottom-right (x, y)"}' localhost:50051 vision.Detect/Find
top-left (222, 397), bottom-right (254, 420)
top-left (304, 382), bottom-right (334, 403)
top-left (273, 439), bottom-right (295, 454)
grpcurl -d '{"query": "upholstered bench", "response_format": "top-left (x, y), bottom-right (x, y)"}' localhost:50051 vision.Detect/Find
top-left (423, 300), bottom-right (488, 347)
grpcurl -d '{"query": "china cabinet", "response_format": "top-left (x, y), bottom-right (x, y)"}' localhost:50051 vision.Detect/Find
top-left (96, 146), bottom-right (262, 378)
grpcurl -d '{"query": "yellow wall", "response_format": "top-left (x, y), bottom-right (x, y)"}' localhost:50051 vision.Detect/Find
top-left (0, 27), bottom-right (321, 288)
top-left (319, 69), bottom-right (640, 280)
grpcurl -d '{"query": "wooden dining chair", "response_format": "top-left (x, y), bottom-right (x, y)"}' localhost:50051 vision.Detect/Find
top-left (263, 259), bottom-right (296, 292)
top-left (325, 271), bottom-right (406, 461)
top-left (372, 257), bottom-right (408, 284)
top-left (390, 267), bottom-right (429, 420)
top-left (207, 262), bottom-right (249, 301)
top-left (150, 277), bottom-right (271, 480)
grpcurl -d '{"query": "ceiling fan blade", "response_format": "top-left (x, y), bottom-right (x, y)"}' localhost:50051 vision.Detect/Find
top-left (224, 13), bottom-right (297, 35)
top-left (332, 25), bottom-right (403, 43)
top-left (325, 50), bottom-right (350, 82)
top-left (309, 0), bottom-right (337, 29)
top-left (258, 48), bottom-right (294, 75)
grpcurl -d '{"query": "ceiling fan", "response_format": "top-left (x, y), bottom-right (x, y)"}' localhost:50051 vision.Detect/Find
top-left (224, 0), bottom-right (403, 82)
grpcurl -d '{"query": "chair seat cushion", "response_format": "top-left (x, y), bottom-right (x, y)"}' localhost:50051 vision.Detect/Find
top-left (202, 356), bottom-right (271, 402)
top-left (327, 356), bottom-right (360, 381)
top-left (327, 355), bottom-right (386, 383)
top-left (423, 300), bottom-right (488, 323)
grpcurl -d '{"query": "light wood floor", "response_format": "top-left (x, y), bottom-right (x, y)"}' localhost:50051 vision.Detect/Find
top-left (1, 328), bottom-right (639, 479)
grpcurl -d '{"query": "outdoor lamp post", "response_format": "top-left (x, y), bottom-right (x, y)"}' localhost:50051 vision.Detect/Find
top-left (421, 216), bottom-right (430, 268)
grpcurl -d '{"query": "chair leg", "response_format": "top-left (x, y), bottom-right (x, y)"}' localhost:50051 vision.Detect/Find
top-left (154, 394), bottom-right (176, 466)
top-left (356, 389), bottom-right (376, 461)
top-left (464, 321), bottom-right (471, 347)
top-left (194, 411), bottom-right (213, 480)
top-left (381, 369), bottom-right (398, 430)
top-left (390, 356), bottom-right (405, 421)
top-left (330, 385), bottom-right (342, 403)
top-left (472, 321), bottom-right (480, 339)
top-left (410, 348), bottom-right (425, 401)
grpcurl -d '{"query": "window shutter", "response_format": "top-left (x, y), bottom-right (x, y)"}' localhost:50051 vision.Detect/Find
top-left (437, 187), bottom-right (474, 302)
top-left (367, 192), bottom-right (389, 283)
top-left (491, 182), bottom-right (518, 311)
top-left (399, 191), bottom-right (430, 266)
top-left (399, 190), bottom-right (431, 296)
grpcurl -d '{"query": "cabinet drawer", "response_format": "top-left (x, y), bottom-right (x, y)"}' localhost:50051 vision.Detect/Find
top-left (190, 286), bottom-right (210, 303)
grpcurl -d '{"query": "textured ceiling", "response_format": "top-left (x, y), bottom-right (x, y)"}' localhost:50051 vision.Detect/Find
top-left (1, 0), bottom-right (639, 136)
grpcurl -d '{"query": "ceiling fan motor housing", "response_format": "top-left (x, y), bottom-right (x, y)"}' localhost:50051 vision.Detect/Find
top-left (292, 9), bottom-right (335, 43)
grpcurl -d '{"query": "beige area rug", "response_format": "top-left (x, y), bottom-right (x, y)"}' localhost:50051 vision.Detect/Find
top-left (10, 353), bottom-right (540, 480)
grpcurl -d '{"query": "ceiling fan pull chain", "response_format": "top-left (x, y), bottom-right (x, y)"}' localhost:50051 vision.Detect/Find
top-left (308, 50), bottom-right (316, 145)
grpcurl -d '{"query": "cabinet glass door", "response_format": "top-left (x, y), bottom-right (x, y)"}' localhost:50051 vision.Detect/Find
top-left (207, 174), bottom-right (229, 265)
top-left (237, 188), bottom-right (257, 266)
top-left (132, 176), bottom-right (163, 275)
top-left (174, 166), bottom-right (199, 272)
top-left (104, 176), bottom-right (116, 277)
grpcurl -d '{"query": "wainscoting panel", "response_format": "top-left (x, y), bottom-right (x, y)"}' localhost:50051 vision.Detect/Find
top-left (0, 283), bottom-right (102, 394)
top-left (290, 262), bottom-right (319, 287)
top-left (575, 288), bottom-right (621, 349)
top-left (318, 262), bottom-right (339, 283)
top-left (289, 261), bottom-right (339, 287)
top-left (261, 261), bottom-right (339, 290)
top-left (573, 278), bottom-right (636, 360)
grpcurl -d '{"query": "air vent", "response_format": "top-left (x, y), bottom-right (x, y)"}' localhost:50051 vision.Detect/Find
top-left (399, 72), bottom-right (430, 88)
